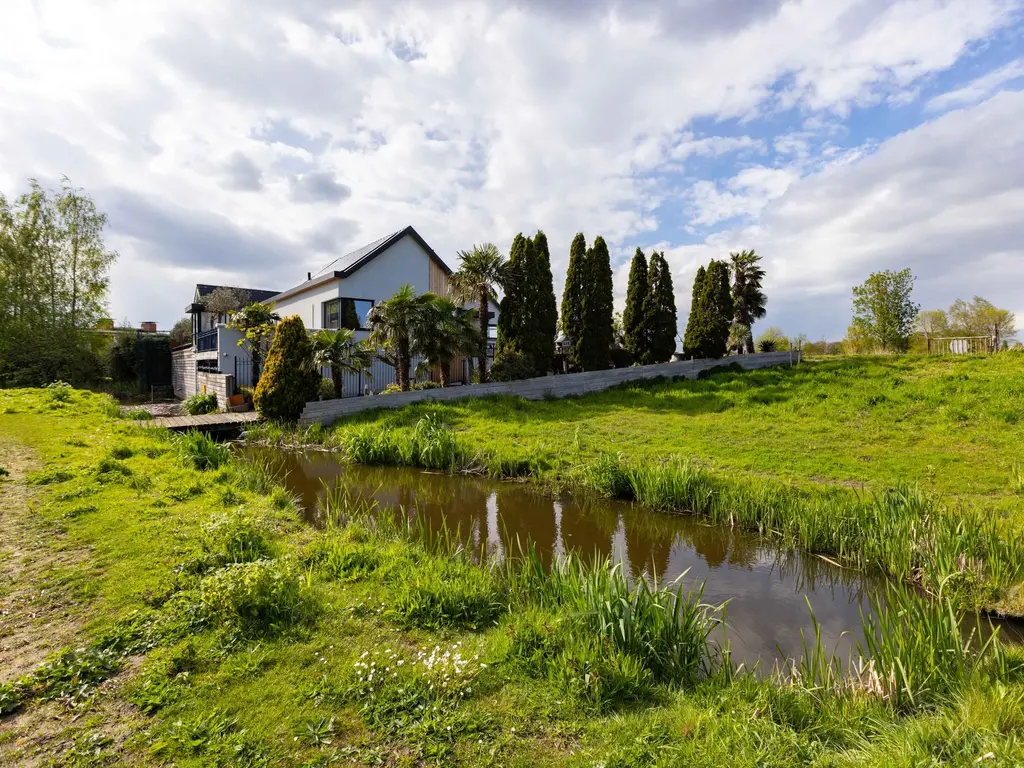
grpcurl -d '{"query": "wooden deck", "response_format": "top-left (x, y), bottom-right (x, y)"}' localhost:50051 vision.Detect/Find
top-left (144, 411), bottom-right (261, 433)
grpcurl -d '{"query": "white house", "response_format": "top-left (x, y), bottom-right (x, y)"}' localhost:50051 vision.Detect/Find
top-left (266, 225), bottom-right (456, 338)
top-left (172, 225), bottom-right (497, 403)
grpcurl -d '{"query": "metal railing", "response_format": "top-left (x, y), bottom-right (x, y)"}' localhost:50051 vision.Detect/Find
top-left (928, 336), bottom-right (995, 355)
top-left (195, 328), bottom-right (218, 352)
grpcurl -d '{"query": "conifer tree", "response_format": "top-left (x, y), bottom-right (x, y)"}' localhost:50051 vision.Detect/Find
top-left (682, 265), bottom-right (707, 359)
top-left (707, 259), bottom-right (734, 358)
top-left (560, 233), bottom-right (588, 370)
top-left (253, 315), bottom-right (320, 421)
top-left (648, 251), bottom-right (677, 363)
top-left (579, 235), bottom-right (613, 370)
top-left (623, 248), bottom-right (649, 360)
top-left (530, 231), bottom-right (558, 375)
top-left (496, 233), bottom-right (529, 358)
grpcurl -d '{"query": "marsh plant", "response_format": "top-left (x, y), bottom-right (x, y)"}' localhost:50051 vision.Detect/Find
top-left (174, 430), bottom-right (230, 471)
top-left (344, 413), bottom-right (467, 471)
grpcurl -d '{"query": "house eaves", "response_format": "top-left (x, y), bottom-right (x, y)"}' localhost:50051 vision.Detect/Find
top-left (265, 225), bottom-right (452, 305)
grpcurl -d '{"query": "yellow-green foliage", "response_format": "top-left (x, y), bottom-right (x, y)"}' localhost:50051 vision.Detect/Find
top-left (3, 385), bottom-right (1024, 767)
top-left (252, 315), bottom-right (321, 421)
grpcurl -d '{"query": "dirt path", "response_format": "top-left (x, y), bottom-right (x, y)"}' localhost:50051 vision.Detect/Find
top-left (0, 437), bottom-right (149, 766)
top-left (0, 440), bottom-right (84, 681)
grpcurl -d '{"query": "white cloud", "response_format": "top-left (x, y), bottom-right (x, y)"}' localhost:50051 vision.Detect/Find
top-left (926, 58), bottom-right (1024, 111)
top-left (0, 0), bottom-right (1020, 330)
top-left (687, 166), bottom-right (799, 226)
top-left (663, 91), bottom-right (1024, 339)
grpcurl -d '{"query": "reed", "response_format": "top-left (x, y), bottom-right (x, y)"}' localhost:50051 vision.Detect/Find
top-left (173, 430), bottom-right (229, 472)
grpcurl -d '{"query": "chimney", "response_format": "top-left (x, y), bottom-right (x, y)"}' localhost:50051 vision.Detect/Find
top-left (307, 271), bottom-right (312, 281)
top-left (140, 321), bottom-right (157, 333)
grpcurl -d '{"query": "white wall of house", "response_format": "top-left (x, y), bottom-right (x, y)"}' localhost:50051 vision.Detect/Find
top-left (215, 326), bottom-right (248, 377)
top-left (271, 234), bottom-right (434, 332)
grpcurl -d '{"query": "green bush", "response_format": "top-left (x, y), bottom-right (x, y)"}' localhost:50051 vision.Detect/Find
top-left (174, 431), bottom-right (229, 471)
top-left (758, 339), bottom-right (777, 353)
top-left (252, 315), bottom-right (320, 421)
top-left (198, 558), bottom-right (314, 635)
top-left (44, 380), bottom-right (73, 402)
top-left (182, 392), bottom-right (218, 415)
top-left (488, 349), bottom-right (534, 382)
top-left (411, 380), bottom-right (441, 390)
top-left (318, 377), bottom-right (336, 400)
top-left (379, 383), bottom-right (402, 395)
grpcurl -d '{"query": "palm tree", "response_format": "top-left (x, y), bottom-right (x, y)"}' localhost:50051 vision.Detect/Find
top-left (448, 243), bottom-right (505, 383)
top-left (311, 327), bottom-right (373, 398)
top-left (413, 297), bottom-right (480, 387)
top-left (366, 284), bottom-right (435, 391)
top-left (730, 250), bottom-right (767, 354)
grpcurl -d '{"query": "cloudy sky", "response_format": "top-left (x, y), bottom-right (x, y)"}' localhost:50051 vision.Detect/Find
top-left (2, 0), bottom-right (1022, 339)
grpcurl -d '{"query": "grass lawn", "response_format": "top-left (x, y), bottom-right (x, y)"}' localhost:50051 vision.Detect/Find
top-left (1, 377), bottom-right (1024, 766)
top-left (250, 353), bottom-right (1024, 614)
top-left (298, 354), bottom-right (1024, 509)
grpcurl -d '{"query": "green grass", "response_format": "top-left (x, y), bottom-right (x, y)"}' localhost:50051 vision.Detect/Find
top-left (2, 383), bottom-right (1024, 766)
top-left (247, 354), bottom-right (1024, 614)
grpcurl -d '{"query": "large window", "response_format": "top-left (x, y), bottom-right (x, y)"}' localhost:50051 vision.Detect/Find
top-left (323, 298), bottom-right (373, 330)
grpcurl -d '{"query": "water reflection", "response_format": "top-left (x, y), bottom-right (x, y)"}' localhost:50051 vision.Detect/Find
top-left (242, 447), bottom-right (1022, 667)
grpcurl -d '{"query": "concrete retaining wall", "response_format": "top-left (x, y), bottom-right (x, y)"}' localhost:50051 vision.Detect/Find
top-left (299, 351), bottom-right (799, 426)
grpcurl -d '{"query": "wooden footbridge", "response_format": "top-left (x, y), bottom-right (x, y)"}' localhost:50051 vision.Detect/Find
top-left (142, 411), bottom-right (261, 434)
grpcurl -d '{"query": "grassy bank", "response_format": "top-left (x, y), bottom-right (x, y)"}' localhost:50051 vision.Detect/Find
top-left (246, 354), bottom-right (1024, 614)
top-left (2, 386), bottom-right (1023, 765)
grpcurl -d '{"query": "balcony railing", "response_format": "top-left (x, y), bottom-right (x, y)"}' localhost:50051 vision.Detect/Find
top-left (195, 328), bottom-right (218, 352)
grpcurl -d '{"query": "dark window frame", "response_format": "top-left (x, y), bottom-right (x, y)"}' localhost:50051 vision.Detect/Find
top-left (322, 297), bottom-right (375, 330)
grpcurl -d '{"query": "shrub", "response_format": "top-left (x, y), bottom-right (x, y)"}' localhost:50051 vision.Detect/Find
top-left (489, 349), bottom-right (534, 382)
top-left (174, 430), bottom-right (230, 471)
top-left (758, 339), bottom-right (777, 353)
top-left (182, 392), bottom-right (218, 415)
top-left (252, 315), bottom-right (320, 421)
top-left (379, 383), bottom-right (402, 395)
top-left (198, 558), bottom-right (314, 635)
top-left (411, 380), bottom-right (441, 390)
top-left (44, 380), bottom-right (73, 402)
top-left (609, 347), bottom-right (633, 369)
top-left (317, 377), bottom-right (336, 400)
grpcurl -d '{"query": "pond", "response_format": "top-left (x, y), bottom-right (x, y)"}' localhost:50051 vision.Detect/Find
top-left (241, 447), bottom-right (1022, 670)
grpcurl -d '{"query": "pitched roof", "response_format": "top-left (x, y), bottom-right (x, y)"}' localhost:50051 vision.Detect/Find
top-left (266, 225), bottom-right (451, 304)
top-left (195, 284), bottom-right (282, 304)
top-left (311, 225), bottom-right (451, 279)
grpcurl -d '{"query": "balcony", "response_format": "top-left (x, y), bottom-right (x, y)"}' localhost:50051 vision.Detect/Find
top-left (195, 328), bottom-right (218, 352)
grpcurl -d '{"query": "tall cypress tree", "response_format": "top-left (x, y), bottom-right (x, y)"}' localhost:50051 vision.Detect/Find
top-left (531, 231), bottom-right (558, 376)
top-left (648, 252), bottom-right (677, 363)
top-left (708, 259), bottom-right (734, 358)
top-left (561, 233), bottom-right (587, 370)
top-left (497, 233), bottom-right (529, 358)
top-left (623, 248), bottom-right (649, 361)
top-left (682, 265), bottom-right (706, 359)
top-left (579, 235), bottom-right (613, 370)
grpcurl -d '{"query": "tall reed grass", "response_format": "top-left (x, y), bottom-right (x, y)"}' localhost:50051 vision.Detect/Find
top-left (788, 585), bottom-right (1011, 713)
top-left (618, 456), bottom-right (1024, 605)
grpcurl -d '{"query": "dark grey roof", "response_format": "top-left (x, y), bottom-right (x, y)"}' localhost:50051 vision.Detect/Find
top-left (195, 284), bottom-right (282, 304)
top-left (310, 225), bottom-right (451, 279)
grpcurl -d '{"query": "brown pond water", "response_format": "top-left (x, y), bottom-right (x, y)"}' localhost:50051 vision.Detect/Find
top-left (242, 447), bottom-right (1022, 669)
